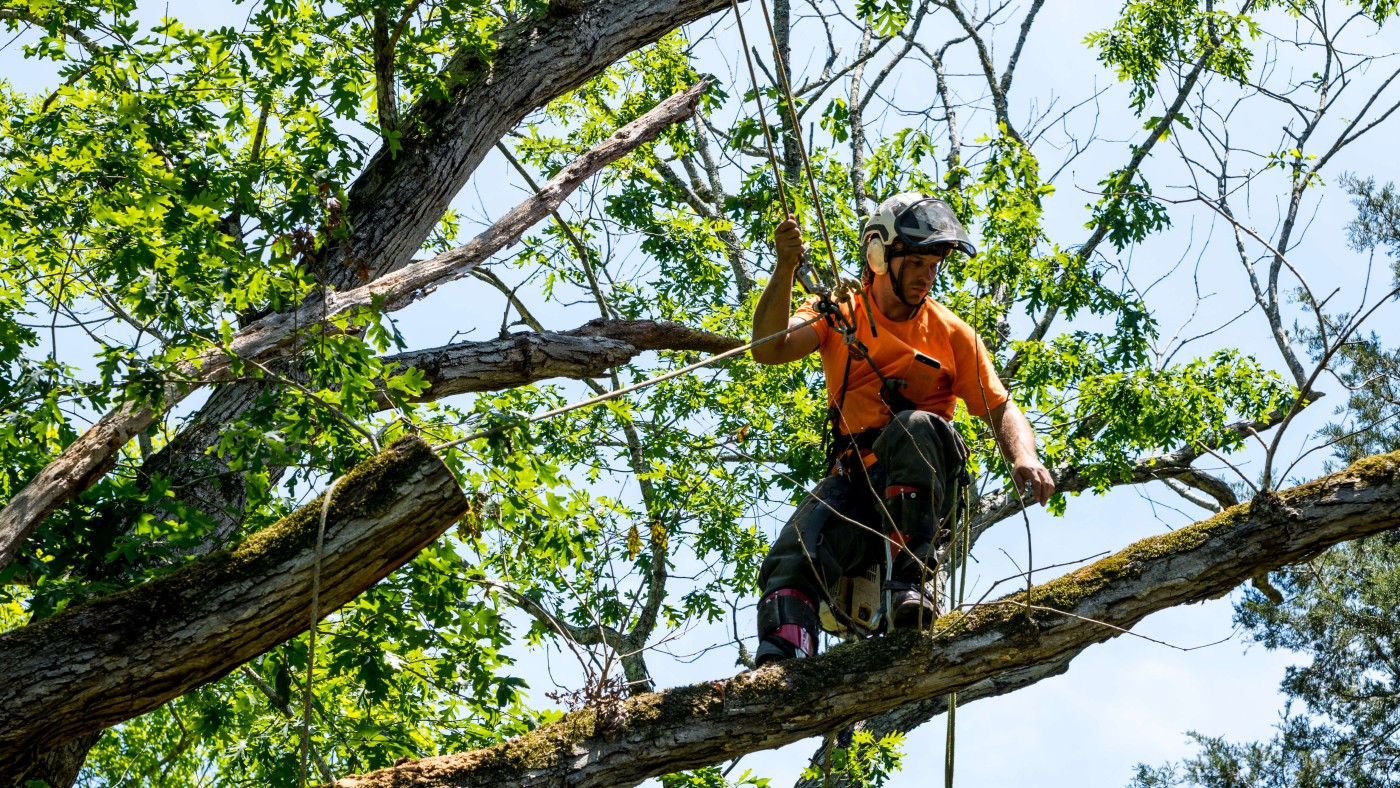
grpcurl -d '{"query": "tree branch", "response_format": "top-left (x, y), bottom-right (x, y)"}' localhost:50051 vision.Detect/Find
top-left (0, 81), bottom-right (711, 571)
top-left (322, 0), bottom-right (728, 289)
top-left (0, 436), bottom-right (469, 782)
top-left (376, 319), bottom-right (742, 407)
top-left (973, 394), bottom-right (1321, 534)
top-left (327, 450), bottom-right (1400, 788)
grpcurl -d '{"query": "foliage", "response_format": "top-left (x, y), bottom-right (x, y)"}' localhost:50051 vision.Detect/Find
top-left (1084, 0), bottom-right (1259, 113)
top-left (799, 731), bottom-right (905, 788)
top-left (662, 766), bottom-right (773, 788)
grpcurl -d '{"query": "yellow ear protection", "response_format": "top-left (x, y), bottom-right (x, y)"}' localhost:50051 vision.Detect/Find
top-left (861, 230), bottom-right (891, 276)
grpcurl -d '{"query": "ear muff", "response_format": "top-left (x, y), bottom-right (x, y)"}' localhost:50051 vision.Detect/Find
top-left (861, 232), bottom-right (889, 275)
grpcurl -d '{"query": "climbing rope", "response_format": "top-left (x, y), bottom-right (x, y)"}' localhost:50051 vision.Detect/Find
top-left (300, 473), bottom-right (345, 788)
top-left (752, 0), bottom-right (844, 292)
top-left (729, 0), bottom-right (791, 219)
top-left (944, 483), bottom-right (973, 787)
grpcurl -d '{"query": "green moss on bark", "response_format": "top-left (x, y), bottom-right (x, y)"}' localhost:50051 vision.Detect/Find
top-left (0, 436), bottom-right (436, 656)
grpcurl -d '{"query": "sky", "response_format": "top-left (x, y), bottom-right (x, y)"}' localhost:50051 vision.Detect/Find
top-left (2, 1), bottom-right (1398, 786)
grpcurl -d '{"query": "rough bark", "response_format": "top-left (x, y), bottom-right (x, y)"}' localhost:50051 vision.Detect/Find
top-left (0, 436), bottom-right (468, 783)
top-left (0, 82), bottom-right (709, 571)
top-left (381, 319), bottom-right (742, 407)
top-left (324, 0), bottom-right (729, 290)
top-left (17, 734), bottom-right (101, 788)
top-left (327, 450), bottom-right (1400, 788)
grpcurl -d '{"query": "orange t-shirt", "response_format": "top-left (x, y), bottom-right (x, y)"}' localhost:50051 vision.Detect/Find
top-left (793, 293), bottom-right (1009, 435)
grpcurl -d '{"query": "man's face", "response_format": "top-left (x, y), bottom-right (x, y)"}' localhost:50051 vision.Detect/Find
top-left (890, 247), bottom-right (951, 301)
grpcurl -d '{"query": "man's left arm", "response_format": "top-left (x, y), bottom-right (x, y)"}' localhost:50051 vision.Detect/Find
top-left (983, 400), bottom-right (1055, 506)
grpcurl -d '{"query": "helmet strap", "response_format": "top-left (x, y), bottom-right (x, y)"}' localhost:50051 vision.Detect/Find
top-left (887, 252), bottom-right (925, 310)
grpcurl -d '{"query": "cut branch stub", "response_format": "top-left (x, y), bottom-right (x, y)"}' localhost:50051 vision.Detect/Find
top-left (329, 451), bottom-right (1400, 788)
top-left (0, 80), bottom-right (712, 572)
top-left (0, 435), bottom-right (469, 782)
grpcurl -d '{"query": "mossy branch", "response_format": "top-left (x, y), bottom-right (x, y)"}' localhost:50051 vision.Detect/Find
top-left (0, 436), bottom-right (469, 783)
top-left (330, 451), bottom-right (1400, 788)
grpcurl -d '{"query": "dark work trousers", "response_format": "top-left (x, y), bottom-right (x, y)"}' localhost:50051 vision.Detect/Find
top-left (758, 410), bottom-right (966, 603)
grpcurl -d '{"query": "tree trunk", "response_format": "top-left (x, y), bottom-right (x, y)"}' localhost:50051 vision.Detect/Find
top-left (326, 451), bottom-right (1400, 788)
top-left (0, 436), bottom-right (468, 783)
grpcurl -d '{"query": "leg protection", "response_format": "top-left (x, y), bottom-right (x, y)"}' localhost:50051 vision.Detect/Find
top-left (882, 485), bottom-right (940, 547)
top-left (882, 485), bottom-right (940, 584)
top-left (872, 410), bottom-right (968, 589)
top-left (755, 589), bottom-right (819, 665)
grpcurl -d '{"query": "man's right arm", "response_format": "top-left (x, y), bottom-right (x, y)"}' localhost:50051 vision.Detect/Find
top-left (751, 216), bottom-right (821, 365)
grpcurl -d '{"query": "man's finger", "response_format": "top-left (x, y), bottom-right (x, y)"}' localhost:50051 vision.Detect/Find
top-left (1034, 471), bottom-right (1054, 505)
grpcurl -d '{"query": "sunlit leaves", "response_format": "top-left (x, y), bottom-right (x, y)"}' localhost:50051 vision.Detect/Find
top-left (1058, 351), bottom-right (1294, 490)
top-left (1086, 0), bottom-right (1260, 113)
top-left (854, 0), bottom-right (913, 36)
top-left (1089, 166), bottom-right (1172, 251)
top-left (799, 730), bottom-right (905, 788)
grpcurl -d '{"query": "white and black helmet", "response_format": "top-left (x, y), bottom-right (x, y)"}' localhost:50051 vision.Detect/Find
top-left (861, 193), bottom-right (976, 275)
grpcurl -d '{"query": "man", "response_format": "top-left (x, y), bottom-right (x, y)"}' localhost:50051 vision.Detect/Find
top-left (750, 193), bottom-right (1055, 665)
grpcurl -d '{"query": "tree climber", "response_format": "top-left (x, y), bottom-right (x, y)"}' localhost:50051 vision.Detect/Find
top-left (749, 193), bottom-right (1056, 665)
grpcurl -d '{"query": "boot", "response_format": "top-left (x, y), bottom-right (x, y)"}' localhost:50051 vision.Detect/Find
top-left (886, 580), bottom-right (938, 630)
top-left (755, 589), bottom-right (818, 665)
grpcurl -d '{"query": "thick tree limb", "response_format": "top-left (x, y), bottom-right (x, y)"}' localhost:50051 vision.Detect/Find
top-left (561, 318), bottom-right (741, 354)
top-left (324, 0), bottom-right (728, 290)
top-left (0, 436), bottom-right (468, 782)
top-left (382, 319), bottom-right (742, 406)
top-left (328, 450), bottom-right (1400, 788)
top-left (0, 82), bottom-right (709, 571)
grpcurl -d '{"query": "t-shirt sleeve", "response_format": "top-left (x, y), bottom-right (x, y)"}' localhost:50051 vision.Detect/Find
top-left (950, 318), bottom-right (1010, 418)
top-left (791, 295), bottom-right (833, 349)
